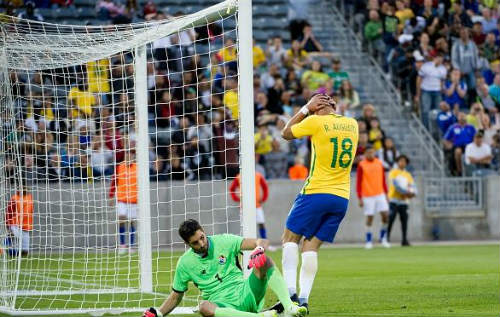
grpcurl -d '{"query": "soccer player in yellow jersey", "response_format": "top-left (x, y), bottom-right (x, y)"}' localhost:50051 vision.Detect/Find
top-left (278, 94), bottom-right (358, 313)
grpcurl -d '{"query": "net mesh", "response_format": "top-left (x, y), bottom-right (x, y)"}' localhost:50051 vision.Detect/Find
top-left (0, 0), bottom-right (243, 314)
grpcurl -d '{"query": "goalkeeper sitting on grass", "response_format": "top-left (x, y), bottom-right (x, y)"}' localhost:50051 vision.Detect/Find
top-left (142, 219), bottom-right (306, 317)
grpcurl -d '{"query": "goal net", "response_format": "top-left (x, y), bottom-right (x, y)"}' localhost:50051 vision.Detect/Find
top-left (0, 0), bottom-right (256, 315)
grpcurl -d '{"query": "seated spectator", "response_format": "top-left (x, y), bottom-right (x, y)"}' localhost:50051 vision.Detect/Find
top-left (474, 76), bottom-right (496, 112)
top-left (481, 8), bottom-right (497, 34)
top-left (471, 22), bottom-right (486, 46)
top-left (253, 38), bottom-right (266, 69)
top-left (260, 63), bottom-right (280, 92)
top-left (444, 69), bottom-right (468, 110)
top-left (377, 137), bottom-right (399, 171)
top-left (254, 124), bottom-right (273, 155)
top-left (167, 146), bottom-right (187, 181)
top-left (339, 79), bottom-right (360, 110)
top-left (466, 103), bottom-right (485, 129)
top-left (171, 116), bottom-right (190, 146)
top-left (18, 1), bottom-right (44, 21)
top-left (301, 60), bottom-right (329, 91)
top-left (96, 0), bottom-right (126, 20)
top-left (436, 101), bottom-right (458, 136)
top-left (187, 113), bottom-right (213, 153)
top-left (265, 35), bottom-right (286, 68)
top-left (328, 57), bottom-right (350, 92)
top-left (368, 118), bottom-right (385, 150)
top-left (67, 81), bottom-right (96, 122)
top-left (357, 119), bottom-right (367, 134)
top-left (416, 52), bottom-right (447, 129)
top-left (482, 33), bottom-right (499, 62)
top-left (395, 0), bottom-right (414, 31)
top-left (418, 0), bottom-right (437, 18)
top-left (88, 135), bottom-right (113, 178)
top-left (266, 78), bottom-right (285, 114)
top-left (223, 77), bottom-right (239, 120)
top-left (285, 69), bottom-right (301, 92)
top-left (264, 139), bottom-right (288, 179)
top-left (359, 103), bottom-right (378, 129)
top-left (464, 131), bottom-right (493, 175)
top-left (480, 113), bottom-right (500, 145)
top-left (414, 32), bottom-right (432, 62)
top-left (489, 74), bottom-right (500, 106)
top-left (354, 131), bottom-right (369, 168)
top-left (185, 136), bottom-right (211, 180)
top-left (298, 22), bottom-right (323, 53)
top-left (364, 10), bottom-right (385, 57)
top-left (449, 2), bottom-right (473, 29)
top-left (288, 156), bottom-right (308, 180)
top-left (218, 37), bottom-right (237, 64)
top-left (285, 40), bottom-right (310, 72)
top-left (444, 112), bottom-right (476, 175)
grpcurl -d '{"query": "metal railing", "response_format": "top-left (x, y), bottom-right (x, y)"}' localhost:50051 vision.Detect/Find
top-left (423, 177), bottom-right (485, 215)
top-left (324, 0), bottom-right (446, 175)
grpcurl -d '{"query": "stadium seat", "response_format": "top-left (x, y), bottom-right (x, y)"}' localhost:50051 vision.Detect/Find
top-left (77, 7), bottom-right (96, 19)
top-left (73, 0), bottom-right (96, 7)
top-left (55, 7), bottom-right (78, 19)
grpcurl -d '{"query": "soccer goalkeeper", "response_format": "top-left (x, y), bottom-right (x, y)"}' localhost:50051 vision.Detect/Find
top-left (142, 219), bottom-right (306, 317)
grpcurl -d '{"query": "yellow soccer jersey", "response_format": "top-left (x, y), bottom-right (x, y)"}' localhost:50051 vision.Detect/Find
top-left (291, 114), bottom-right (358, 199)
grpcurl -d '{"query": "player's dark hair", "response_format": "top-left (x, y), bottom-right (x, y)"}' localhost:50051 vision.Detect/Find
top-left (178, 219), bottom-right (203, 242)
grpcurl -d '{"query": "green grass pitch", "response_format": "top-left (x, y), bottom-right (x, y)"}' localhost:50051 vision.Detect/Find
top-left (2, 244), bottom-right (498, 317)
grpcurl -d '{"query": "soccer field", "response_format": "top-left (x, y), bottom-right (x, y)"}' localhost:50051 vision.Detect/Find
top-left (2, 244), bottom-right (498, 317)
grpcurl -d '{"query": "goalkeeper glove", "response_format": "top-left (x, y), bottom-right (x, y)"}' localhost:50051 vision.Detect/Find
top-left (247, 246), bottom-right (267, 269)
top-left (143, 307), bottom-right (163, 317)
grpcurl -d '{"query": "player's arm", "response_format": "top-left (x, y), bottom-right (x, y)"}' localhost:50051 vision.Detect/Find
top-left (240, 238), bottom-right (269, 251)
top-left (281, 94), bottom-right (329, 140)
top-left (143, 291), bottom-right (183, 317)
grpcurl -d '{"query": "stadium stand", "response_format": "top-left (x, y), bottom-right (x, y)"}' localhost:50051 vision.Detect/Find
top-left (1, 0), bottom-right (498, 185)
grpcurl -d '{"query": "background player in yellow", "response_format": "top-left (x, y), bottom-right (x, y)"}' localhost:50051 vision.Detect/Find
top-left (141, 219), bottom-right (307, 317)
top-left (275, 94), bottom-right (358, 313)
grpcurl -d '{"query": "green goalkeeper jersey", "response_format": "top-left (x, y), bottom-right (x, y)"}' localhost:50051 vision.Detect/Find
top-left (172, 234), bottom-right (245, 305)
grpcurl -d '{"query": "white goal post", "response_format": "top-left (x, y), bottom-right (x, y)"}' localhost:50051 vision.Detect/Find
top-left (0, 0), bottom-right (255, 315)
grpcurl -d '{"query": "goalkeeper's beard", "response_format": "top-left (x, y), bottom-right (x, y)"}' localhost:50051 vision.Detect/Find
top-left (193, 240), bottom-right (209, 256)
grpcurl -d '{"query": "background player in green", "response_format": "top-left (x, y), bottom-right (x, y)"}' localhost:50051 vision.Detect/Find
top-left (142, 219), bottom-right (306, 317)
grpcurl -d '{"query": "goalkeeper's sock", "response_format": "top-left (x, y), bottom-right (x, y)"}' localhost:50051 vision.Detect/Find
top-left (214, 307), bottom-right (260, 317)
top-left (380, 224), bottom-right (388, 241)
top-left (282, 242), bottom-right (298, 296)
top-left (267, 266), bottom-right (293, 311)
top-left (130, 223), bottom-right (136, 246)
top-left (298, 251), bottom-right (318, 305)
top-left (119, 223), bottom-right (126, 246)
top-left (259, 227), bottom-right (267, 239)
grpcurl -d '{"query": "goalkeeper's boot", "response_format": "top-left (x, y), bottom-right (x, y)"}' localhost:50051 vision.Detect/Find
top-left (267, 294), bottom-right (298, 314)
top-left (284, 303), bottom-right (307, 317)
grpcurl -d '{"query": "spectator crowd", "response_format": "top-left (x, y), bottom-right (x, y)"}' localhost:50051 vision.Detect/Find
top-left (349, 0), bottom-right (500, 175)
top-left (1, 0), bottom-right (445, 186)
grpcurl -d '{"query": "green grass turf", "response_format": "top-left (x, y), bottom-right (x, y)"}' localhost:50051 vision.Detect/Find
top-left (1, 244), bottom-right (498, 317)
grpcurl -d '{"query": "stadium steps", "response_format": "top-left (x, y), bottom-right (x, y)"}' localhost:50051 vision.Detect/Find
top-left (306, 1), bottom-right (444, 174)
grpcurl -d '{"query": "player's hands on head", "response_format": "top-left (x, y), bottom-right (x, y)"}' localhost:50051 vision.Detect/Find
top-left (306, 94), bottom-right (331, 113)
top-left (248, 246), bottom-right (267, 269)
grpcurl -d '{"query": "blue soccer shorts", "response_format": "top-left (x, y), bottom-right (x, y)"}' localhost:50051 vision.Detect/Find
top-left (286, 193), bottom-right (348, 243)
